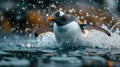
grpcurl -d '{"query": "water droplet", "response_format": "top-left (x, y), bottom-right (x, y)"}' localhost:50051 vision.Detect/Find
top-left (4, 36), bottom-right (6, 39)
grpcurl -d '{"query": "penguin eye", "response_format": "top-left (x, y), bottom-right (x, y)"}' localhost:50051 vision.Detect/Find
top-left (61, 15), bottom-right (67, 21)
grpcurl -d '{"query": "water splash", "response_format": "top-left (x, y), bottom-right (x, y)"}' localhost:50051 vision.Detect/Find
top-left (0, 29), bottom-right (119, 50)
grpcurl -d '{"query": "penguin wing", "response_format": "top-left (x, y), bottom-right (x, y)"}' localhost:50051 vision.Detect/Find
top-left (34, 26), bottom-right (53, 37)
top-left (80, 24), bottom-right (111, 36)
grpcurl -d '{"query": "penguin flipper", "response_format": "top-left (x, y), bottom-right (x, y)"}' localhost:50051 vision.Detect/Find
top-left (34, 26), bottom-right (53, 37)
top-left (80, 24), bottom-right (111, 36)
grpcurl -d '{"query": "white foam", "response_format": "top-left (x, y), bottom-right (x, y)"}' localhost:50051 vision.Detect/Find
top-left (36, 32), bottom-right (60, 49)
top-left (84, 30), bottom-right (120, 49)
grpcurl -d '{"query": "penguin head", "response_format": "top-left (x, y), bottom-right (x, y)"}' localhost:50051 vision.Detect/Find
top-left (46, 11), bottom-right (76, 26)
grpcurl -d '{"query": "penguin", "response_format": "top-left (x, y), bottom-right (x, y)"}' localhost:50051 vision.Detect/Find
top-left (44, 11), bottom-right (111, 49)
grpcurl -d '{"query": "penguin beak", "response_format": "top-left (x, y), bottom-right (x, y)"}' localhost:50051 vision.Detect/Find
top-left (46, 16), bottom-right (55, 21)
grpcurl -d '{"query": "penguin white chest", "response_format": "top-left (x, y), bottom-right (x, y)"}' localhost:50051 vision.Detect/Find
top-left (53, 21), bottom-right (85, 47)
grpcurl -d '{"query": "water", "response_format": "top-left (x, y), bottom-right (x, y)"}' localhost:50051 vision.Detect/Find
top-left (0, 17), bottom-right (119, 66)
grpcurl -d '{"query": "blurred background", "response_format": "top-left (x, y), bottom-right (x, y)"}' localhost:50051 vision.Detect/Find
top-left (0, 0), bottom-right (120, 35)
